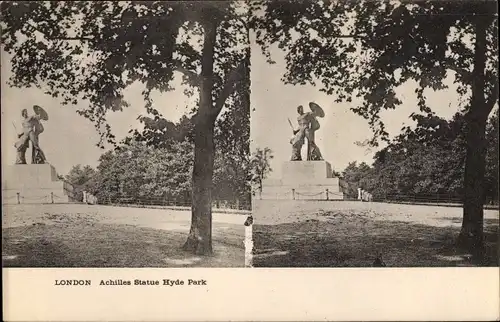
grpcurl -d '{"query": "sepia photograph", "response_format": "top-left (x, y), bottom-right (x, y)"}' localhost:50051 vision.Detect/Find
top-left (249, 0), bottom-right (499, 268)
top-left (1, 0), bottom-right (499, 321)
top-left (2, 1), bottom-right (252, 268)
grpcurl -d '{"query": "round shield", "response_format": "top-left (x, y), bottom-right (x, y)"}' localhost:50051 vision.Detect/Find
top-left (33, 105), bottom-right (49, 121)
top-left (309, 102), bottom-right (325, 118)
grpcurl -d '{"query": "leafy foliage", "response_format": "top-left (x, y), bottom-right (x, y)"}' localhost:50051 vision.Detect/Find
top-left (87, 140), bottom-right (193, 205)
top-left (249, 147), bottom-right (274, 195)
top-left (65, 164), bottom-right (96, 187)
top-left (122, 63), bottom-right (252, 208)
top-left (342, 111), bottom-right (499, 203)
top-left (65, 164), bottom-right (97, 201)
top-left (341, 161), bottom-right (374, 198)
top-left (1, 1), bottom-right (249, 146)
top-left (251, 0), bottom-right (498, 144)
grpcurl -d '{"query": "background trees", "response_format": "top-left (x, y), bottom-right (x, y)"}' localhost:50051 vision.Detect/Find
top-left (249, 147), bottom-right (274, 196)
top-left (64, 164), bottom-right (97, 202)
top-left (86, 140), bottom-right (193, 205)
top-left (341, 161), bottom-right (374, 199)
top-left (251, 0), bottom-right (498, 252)
top-left (66, 99), bottom-right (255, 209)
top-left (341, 110), bottom-right (499, 205)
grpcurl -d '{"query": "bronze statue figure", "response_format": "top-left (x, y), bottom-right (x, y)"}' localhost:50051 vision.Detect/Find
top-left (289, 102), bottom-right (324, 161)
top-left (14, 105), bottom-right (48, 164)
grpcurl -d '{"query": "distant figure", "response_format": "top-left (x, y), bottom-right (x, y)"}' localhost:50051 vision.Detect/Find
top-left (14, 106), bottom-right (48, 164)
top-left (244, 215), bottom-right (254, 227)
top-left (372, 253), bottom-right (386, 267)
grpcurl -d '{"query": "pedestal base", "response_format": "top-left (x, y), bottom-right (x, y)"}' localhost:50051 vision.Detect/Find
top-left (259, 161), bottom-right (347, 201)
top-left (2, 164), bottom-right (76, 204)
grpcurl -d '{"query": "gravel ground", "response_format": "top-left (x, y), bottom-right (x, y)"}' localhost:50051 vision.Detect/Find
top-left (252, 200), bottom-right (499, 267)
top-left (2, 204), bottom-right (247, 267)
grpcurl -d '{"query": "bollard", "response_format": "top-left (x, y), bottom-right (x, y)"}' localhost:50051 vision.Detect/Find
top-left (51, 192), bottom-right (54, 204)
top-left (16, 192), bottom-right (20, 204)
top-left (326, 189), bottom-right (329, 201)
top-left (244, 216), bottom-right (254, 268)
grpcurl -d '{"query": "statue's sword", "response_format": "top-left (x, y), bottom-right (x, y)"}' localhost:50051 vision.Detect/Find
top-left (287, 118), bottom-right (295, 132)
top-left (12, 122), bottom-right (20, 137)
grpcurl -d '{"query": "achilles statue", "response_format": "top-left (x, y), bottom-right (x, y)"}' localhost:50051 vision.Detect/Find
top-left (14, 105), bottom-right (48, 164)
top-left (289, 102), bottom-right (325, 161)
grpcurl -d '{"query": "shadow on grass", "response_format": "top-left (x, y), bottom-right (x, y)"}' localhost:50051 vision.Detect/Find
top-left (253, 217), bottom-right (499, 267)
top-left (2, 223), bottom-right (244, 268)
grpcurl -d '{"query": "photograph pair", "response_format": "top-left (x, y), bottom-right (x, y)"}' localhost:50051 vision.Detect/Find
top-left (2, 0), bottom-right (498, 272)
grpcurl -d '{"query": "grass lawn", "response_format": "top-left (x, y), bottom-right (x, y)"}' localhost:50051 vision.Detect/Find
top-left (2, 205), bottom-right (245, 267)
top-left (252, 204), bottom-right (499, 267)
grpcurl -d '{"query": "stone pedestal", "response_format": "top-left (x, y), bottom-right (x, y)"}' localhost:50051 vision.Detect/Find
top-left (2, 164), bottom-right (76, 204)
top-left (259, 161), bottom-right (347, 200)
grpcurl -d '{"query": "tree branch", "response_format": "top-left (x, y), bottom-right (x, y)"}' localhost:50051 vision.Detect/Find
top-left (212, 61), bottom-right (247, 117)
top-left (32, 24), bottom-right (93, 41)
top-left (443, 58), bottom-right (473, 82)
top-left (486, 79), bottom-right (499, 109)
top-left (47, 36), bottom-right (93, 41)
top-left (330, 34), bottom-right (366, 38)
top-left (173, 61), bottom-right (200, 85)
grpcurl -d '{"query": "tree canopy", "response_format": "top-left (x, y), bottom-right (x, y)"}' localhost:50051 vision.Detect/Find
top-left (1, 1), bottom-right (249, 146)
top-left (249, 147), bottom-right (274, 195)
top-left (251, 0), bottom-right (498, 144)
top-left (88, 140), bottom-right (193, 205)
top-left (65, 164), bottom-right (97, 187)
top-left (342, 110), bottom-right (499, 203)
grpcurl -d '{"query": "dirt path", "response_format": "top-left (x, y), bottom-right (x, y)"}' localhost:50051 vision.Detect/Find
top-left (252, 200), bottom-right (499, 226)
top-left (2, 204), bottom-right (247, 267)
top-left (252, 200), bottom-right (499, 267)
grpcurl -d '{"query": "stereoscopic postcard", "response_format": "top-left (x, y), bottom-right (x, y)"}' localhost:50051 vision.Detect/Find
top-left (2, 1), bottom-right (498, 321)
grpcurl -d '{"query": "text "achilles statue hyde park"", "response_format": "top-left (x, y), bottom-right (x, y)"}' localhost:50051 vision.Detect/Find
top-left (14, 105), bottom-right (48, 165)
top-left (289, 102), bottom-right (325, 161)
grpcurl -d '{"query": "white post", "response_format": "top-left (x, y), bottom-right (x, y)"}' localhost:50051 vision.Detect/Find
top-left (244, 216), bottom-right (253, 268)
top-left (357, 188), bottom-right (362, 200)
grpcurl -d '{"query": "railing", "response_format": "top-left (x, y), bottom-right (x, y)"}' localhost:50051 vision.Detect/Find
top-left (2, 192), bottom-right (251, 212)
top-left (256, 188), bottom-right (346, 200)
top-left (368, 193), bottom-right (498, 209)
top-left (2, 192), bottom-right (69, 204)
top-left (293, 189), bottom-right (345, 200)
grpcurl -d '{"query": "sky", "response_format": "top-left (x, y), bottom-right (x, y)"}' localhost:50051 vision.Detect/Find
top-left (2, 33), bottom-right (466, 178)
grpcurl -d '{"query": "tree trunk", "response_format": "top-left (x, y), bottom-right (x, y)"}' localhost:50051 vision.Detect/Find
top-left (183, 117), bottom-right (216, 255)
top-left (183, 19), bottom-right (217, 255)
top-left (457, 18), bottom-right (490, 254)
top-left (459, 112), bottom-right (488, 253)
